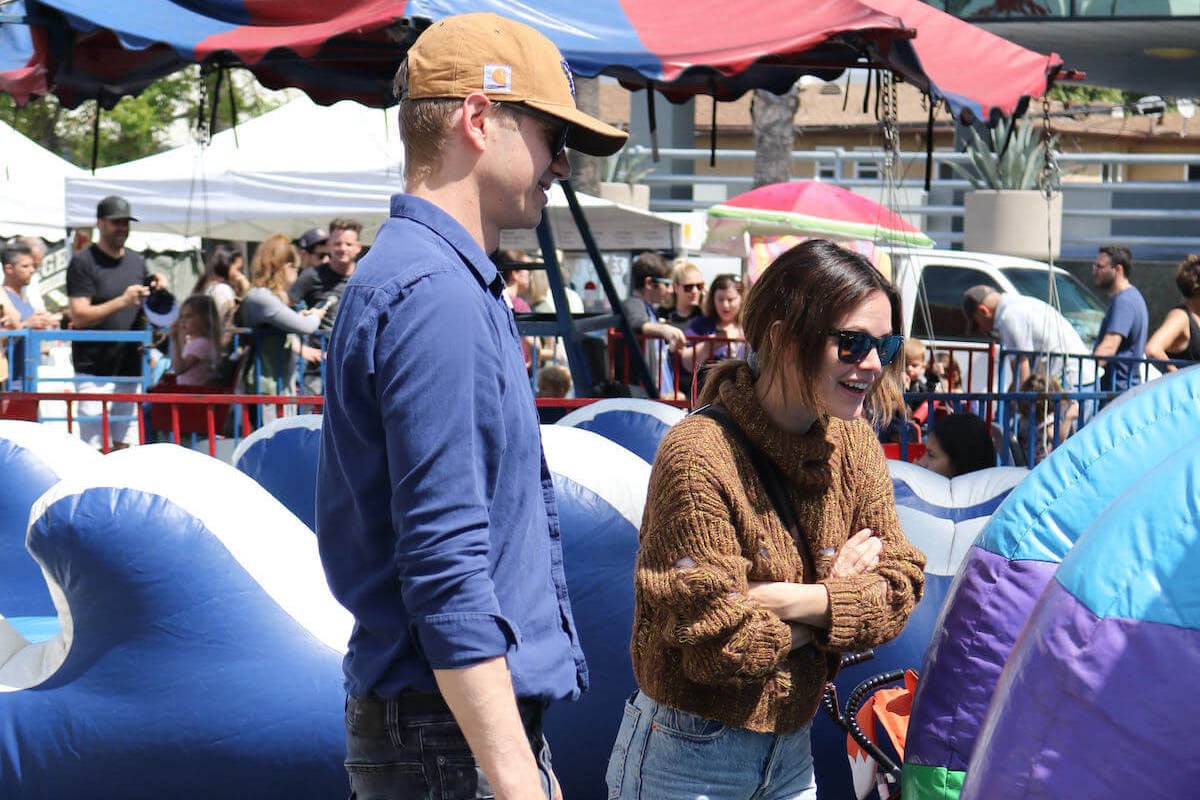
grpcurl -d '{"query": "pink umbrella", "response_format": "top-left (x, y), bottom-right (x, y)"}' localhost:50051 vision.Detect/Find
top-left (705, 180), bottom-right (934, 253)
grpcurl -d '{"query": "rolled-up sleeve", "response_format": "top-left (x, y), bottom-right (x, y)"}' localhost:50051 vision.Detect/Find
top-left (817, 434), bottom-right (925, 653)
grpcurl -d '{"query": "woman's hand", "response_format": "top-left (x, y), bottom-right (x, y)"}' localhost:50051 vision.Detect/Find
top-left (831, 529), bottom-right (881, 578)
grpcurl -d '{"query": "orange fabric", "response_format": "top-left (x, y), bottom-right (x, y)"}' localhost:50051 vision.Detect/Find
top-left (871, 669), bottom-right (918, 759)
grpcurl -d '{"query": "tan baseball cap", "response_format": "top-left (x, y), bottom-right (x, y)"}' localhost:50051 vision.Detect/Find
top-left (406, 13), bottom-right (629, 158)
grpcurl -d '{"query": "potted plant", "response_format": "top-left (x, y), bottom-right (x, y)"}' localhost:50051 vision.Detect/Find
top-left (599, 138), bottom-right (653, 209)
top-left (949, 117), bottom-right (1062, 259)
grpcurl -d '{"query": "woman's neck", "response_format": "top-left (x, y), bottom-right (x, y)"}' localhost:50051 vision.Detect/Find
top-left (753, 374), bottom-right (816, 435)
top-left (1186, 295), bottom-right (1200, 315)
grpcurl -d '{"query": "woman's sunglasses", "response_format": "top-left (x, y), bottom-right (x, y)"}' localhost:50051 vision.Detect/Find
top-left (827, 329), bottom-right (904, 366)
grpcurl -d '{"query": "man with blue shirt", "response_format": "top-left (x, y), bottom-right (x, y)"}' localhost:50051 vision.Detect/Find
top-left (2, 243), bottom-right (58, 387)
top-left (1092, 244), bottom-right (1149, 393)
top-left (315, 13), bottom-right (627, 800)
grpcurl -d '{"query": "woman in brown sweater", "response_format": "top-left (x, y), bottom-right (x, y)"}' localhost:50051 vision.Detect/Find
top-left (605, 240), bottom-right (926, 799)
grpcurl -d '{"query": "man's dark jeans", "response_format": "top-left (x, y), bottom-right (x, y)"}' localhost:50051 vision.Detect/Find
top-left (344, 693), bottom-right (554, 800)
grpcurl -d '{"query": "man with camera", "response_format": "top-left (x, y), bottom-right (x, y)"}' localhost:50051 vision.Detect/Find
top-left (289, 217), bottom-right (362, 395)
top-left (66, 195), bottom-right (161, 449)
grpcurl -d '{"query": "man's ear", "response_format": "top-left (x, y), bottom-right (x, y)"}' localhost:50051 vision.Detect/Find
top-left (461, 94), bottom-right (492, 152)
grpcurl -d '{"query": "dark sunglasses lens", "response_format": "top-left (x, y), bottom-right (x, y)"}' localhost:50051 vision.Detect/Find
top-left (878, 336), bottom-right (904, 366)
top-left (683, 283), bottom-right (704, 291)
top-left (837, 332), bottom-right (903, 365)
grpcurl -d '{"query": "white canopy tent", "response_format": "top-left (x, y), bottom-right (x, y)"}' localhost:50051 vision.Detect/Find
top-left (0, 120), bottom-right (193, 256)
top-left (0, 120), bottom-right (84, 241)
top-left (65, 95), bottom-right (680, 252)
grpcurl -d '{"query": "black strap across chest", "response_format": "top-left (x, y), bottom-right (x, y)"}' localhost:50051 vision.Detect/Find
top-left (691, 404), bottom-right (818, 582)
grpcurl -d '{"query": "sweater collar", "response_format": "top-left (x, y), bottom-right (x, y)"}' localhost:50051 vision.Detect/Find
top-left (717, 365), bottom-right (835, 494)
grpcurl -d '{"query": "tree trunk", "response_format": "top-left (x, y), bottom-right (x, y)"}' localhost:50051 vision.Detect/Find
top-left (567, 76), bottom-right (602, 195)
top-left (750, 84), bottom-right (801, 188)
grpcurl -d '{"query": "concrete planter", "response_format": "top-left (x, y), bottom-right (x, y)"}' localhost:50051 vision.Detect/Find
top-left (963, 189), bottom-right (1062, 260)
top-left (599, 181), bottom-right (650, 210)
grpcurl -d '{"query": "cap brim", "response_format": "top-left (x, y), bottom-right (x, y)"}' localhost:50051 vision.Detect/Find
top-left (102, 215), bottom-right (139, 222)
top-left (525, 100), bottom-right (629, 157)
top-left (144, 299), bottom-right (179, 328)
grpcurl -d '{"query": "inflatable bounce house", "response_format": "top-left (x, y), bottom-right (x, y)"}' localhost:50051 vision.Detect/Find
top-left (21, 371), bottom-right (1196, 800)
top-left (904, 365), bottom-right (1200, 799)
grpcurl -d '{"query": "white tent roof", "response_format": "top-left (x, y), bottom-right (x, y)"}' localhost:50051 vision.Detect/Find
top-left (0, 120), bottom-right (84, 241)
top-left (65, 95), bottom-right (679, 251)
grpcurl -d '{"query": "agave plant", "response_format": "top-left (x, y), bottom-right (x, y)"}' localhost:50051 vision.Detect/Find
top-left (603, 137), bottom-right (654, 187)
top-left (949, 117), bottom-right (1059, 191)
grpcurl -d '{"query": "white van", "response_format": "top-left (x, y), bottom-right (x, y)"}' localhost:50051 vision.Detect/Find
top-left (884, 248), bottom-right (1107, 390)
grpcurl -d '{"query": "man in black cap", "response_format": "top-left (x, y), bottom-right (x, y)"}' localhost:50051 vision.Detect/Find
top-left (295, 226), bottom-right (330, 273)
top-left (66, 195), bottom-right (160, 449)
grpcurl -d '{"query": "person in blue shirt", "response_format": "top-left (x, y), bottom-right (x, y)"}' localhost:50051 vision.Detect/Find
top-left (314, 12), bottom-right (627, 800)
top-left (1092, 244), bottom-right (1149, 393)
top-left (2, 243), bottom-right (59, 387)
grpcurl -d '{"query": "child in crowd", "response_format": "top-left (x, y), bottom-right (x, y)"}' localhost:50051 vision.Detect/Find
top-left (169, 294), bottom-right (223, 386)
top-left (899, 339), bottom-right (946, 428)
top-left (935, 351), bottom-right (962, 392)
top-left (916, 412), bottom-right (997, 478)
top-left (536, 364), bottom-right (572, 398)
top-left (1015, 368), bottom-right (1078, 465)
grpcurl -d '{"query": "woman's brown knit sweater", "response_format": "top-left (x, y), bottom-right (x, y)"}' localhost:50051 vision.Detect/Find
top-left (631, 367), bottom-right (926, 733)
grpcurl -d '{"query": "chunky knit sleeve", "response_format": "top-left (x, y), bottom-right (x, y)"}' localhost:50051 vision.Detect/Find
top-left (816, 425), bottom-right (926, 653)
top-left (634, 422), bottom-right (792, 686)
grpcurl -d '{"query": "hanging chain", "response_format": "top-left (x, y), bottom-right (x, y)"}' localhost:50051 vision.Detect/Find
top-left (1037, 95), bottom-right (1059, 200)
top-left (194, 67), bottom-right (212, 147)
top-left (880, 71), bottom-right (900, 184)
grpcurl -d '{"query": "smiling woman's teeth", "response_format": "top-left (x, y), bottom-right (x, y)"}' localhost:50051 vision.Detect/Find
top-left (841, 381), bottom-right (868, 392)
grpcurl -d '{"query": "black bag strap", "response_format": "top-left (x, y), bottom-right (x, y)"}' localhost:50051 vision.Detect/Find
top-left (692, 403), bottom-right (818, 582)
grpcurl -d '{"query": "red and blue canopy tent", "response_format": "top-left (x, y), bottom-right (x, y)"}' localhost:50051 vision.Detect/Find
top-left (1, 0), bottom-right (1070, 126)
top-left (1, 0), bottom-right (1074, 404)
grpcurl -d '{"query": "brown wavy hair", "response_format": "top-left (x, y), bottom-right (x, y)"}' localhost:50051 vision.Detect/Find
top-left (250, 233), bottom-right (299, 301)
top-left (1176, 253), bottom-right (1200, 298)
top-left (697, 239), bottom-right (905, 425)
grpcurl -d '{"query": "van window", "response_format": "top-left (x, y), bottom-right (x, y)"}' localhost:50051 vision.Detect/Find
top-left (912, 265), bottom-right (1000, 342)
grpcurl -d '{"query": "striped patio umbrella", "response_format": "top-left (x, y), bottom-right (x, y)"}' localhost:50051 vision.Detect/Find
top-left (705, 180), bottom-right (935, 255)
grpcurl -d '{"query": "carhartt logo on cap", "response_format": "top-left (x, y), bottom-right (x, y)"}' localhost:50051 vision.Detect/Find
top-left (483, 64), bottom-right (512, 92)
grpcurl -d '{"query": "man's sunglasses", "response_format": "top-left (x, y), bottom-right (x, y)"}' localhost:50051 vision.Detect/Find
top-left (505, 103), bottom-right (570, 160)
top-left (827, 329), bottom-right (904, 366)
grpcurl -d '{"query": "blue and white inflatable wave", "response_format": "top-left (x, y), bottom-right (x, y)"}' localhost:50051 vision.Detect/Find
top-left (556, 397), bottom-right (685, 464)
top-left (0, 420), bottom-right (102, 641)
top-left (0, 443), bottom-right (352, 798)
top-left (232, 413), bottom-right (324, 530)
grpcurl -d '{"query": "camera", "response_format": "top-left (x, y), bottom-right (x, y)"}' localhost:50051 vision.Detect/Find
top-left (142, 276), bottom-right (157, 289)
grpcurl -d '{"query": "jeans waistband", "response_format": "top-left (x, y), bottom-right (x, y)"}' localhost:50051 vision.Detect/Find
top-left (347, 692), bottom-right (545, 739)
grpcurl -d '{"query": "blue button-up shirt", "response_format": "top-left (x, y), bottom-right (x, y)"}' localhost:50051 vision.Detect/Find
top-left (316, 194), bottom-right (587, 702)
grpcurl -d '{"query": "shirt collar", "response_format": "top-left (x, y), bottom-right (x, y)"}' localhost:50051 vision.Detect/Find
top-left (389, 193), bottom-right (501, 297)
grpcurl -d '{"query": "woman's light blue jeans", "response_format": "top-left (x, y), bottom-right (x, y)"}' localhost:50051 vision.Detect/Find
top-left (605, 690), bottom-right (818, 800)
